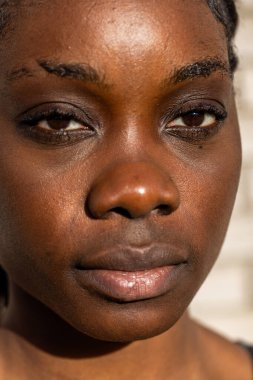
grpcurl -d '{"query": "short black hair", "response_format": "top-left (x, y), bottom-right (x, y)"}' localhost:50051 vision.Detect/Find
top-left (0, 0), bottom-right (239, 310)
top-left (206, 0), bottom-right (238, 71)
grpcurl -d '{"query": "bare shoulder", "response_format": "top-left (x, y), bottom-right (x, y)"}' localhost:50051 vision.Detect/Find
top-left (195, 321), bottom-right (252, 380)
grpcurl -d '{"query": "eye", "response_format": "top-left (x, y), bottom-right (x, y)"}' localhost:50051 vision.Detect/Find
top-left (167, 111), bottom-right (217, 129)
top-left (18, 105), bottom-right (97, 146)
top-left (36, 118), bottom-right (87, 131)
top-left (163, 105), bottom-right (227, 142)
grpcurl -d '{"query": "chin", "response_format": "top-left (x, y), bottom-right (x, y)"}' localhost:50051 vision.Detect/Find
top-left (60, 294), bottom-right (189, 343)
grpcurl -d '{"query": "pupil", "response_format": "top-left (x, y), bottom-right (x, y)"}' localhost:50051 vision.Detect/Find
top-left (182, 112), bottom-right (204, 127)
top-left (47, 119), bottom-right (70, 130)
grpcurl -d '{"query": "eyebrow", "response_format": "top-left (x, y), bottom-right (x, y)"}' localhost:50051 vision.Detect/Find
top-left (168, 58), bottom-right (230, 85)
top-left (38, 59), bottom-right (104, 83)
top-left (7, 59), bottom-right (108, 88)
top-left (6, 57), bottom-right (229, 88)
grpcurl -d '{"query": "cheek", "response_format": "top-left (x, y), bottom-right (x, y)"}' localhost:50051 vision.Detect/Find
top-left (0, 158), bottom-right (90, 317)
top-left (179, 135), bottom-right (241, 278)
top-left (0, 158), bottom-right (81, 279)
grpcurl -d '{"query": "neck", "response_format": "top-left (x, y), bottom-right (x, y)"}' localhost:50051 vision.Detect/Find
top-left (0, 282), bottom-right (203, 380)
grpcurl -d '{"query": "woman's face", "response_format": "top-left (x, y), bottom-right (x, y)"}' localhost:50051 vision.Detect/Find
top-left (0, 0), bottom-right (241, 342)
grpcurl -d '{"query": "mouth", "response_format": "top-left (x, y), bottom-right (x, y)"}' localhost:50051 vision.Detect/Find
top-left (74, 265), bottom-right (185, 302)
top-left (73, 244), bottom-right (188, 302)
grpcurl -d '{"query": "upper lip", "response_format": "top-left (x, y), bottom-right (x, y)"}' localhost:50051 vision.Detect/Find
top-left (74, 244), bottom-right (188, 272)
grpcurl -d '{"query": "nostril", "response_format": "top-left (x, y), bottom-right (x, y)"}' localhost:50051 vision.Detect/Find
top-left (153, 205), bottom-right (173, 216)
top-left (109, 207), bottom-right (133, 218)
top-left (108, 205), bottom-right (173, 218)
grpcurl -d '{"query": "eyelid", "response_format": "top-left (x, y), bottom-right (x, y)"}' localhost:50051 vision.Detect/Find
top-left (21, 111), bottom-right (92, 130)
top-left (161, 101), bottom-right (228, 143)
top-left (16, 102), bottom-right (97, 128)
top-left (161, 101), bottom-right (227, 127)
top-left (15, 102), bottom-right (99, 146)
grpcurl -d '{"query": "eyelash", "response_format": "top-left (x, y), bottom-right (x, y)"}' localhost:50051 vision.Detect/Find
top-left (17, 102), bottom-right (227, 146)
top-left (18, 106), bottom-right (96, 145)
top-left (162, 104), bottom-right (227, 142)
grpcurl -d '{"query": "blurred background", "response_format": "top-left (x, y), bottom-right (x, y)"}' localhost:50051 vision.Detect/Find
top-left (190, 0), bottom-right (253, 342)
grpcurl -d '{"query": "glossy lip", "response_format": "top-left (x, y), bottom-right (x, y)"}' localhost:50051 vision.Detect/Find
top-left (74, 265), bottom-right (185, 302)
top-left (73, 244), bottom-right (188, 302)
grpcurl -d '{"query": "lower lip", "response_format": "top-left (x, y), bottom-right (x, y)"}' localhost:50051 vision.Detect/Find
top-left (75, 266), bottom-right (181, 302)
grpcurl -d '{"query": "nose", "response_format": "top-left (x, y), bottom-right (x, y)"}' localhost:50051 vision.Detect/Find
top-left (87, 162), bottom-right (180, 219)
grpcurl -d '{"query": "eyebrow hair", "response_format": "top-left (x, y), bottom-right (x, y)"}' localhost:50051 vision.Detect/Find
top-left (169, 58), bottom-right (230, 85)
top-left (7, 57), bottom-right (229, 90)
top-left (6, 66), bottom-right (35, 81)
top-left (38, 59), bottom-right (103, 83)
top-left (6, 59), bottom-right (108, 88)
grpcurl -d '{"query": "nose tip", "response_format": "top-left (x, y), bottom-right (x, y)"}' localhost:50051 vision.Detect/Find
top-left (87, 162), bottom-right (180, 219)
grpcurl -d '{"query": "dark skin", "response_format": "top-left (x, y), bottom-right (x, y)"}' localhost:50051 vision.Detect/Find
top-left (0, 0), bottom-right (251, 379)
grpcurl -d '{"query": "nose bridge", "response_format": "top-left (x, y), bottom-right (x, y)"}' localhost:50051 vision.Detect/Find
top-left (87, 160), bottom-right (180, 219)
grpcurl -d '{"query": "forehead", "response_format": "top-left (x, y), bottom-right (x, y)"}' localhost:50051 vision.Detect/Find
top-left (1, 0), bottom-right (228, 91)
top-left (5, 0), bottom-right (226, 52)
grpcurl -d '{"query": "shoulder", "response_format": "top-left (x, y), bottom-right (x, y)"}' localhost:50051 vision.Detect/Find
top-left (195, 322), bottom-right (253, 380)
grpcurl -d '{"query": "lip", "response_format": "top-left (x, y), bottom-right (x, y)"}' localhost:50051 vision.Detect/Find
top-left (74, 244), bottom-right (188, 271)
top-left (74, 265), bottom-right (184, 302)
top-left (73, 244), bottom-right (188, 302)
